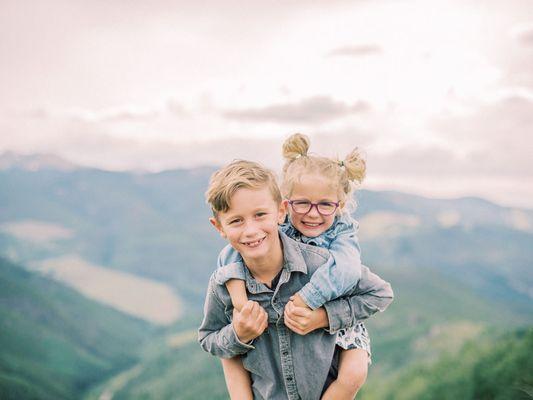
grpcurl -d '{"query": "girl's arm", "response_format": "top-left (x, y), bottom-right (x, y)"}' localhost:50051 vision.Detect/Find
top-left (221, 357), bottom-right (254, 400)
top-left (285, 264), bottom-right (394, 334)
top-left (323, 264), bottom-right (394, 332)
top-left (215, 245), bottom-right (249, 311)
top-left (296, 221), bottom-right (363, 310)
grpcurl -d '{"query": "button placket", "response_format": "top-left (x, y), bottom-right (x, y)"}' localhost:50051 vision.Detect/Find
top-left (278, 325), bottom-right (299, 400)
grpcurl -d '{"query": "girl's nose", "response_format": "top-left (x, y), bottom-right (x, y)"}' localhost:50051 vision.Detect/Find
top-left (306, 205), bottom-right (321, 218)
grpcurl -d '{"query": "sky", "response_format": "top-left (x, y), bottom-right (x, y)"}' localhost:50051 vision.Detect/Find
top-left (1, 0), bottom-right (532, 208)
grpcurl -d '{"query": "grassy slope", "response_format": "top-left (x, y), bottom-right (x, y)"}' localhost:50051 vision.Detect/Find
top-left (0, 257), bottom-right (156, 400)
top-left (366, 327), bottom-right (533, 400)
top-left (84, 316), bottom-right (228, 400)
top-left (105, 263), bottom-right (532, 399)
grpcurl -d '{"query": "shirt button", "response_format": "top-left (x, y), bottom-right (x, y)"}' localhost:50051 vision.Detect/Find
top-left (282, 351), bottom-right (288, 356)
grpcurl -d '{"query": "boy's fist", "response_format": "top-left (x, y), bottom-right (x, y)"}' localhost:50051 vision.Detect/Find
top-left (233, 300), bottom-right (268, 343)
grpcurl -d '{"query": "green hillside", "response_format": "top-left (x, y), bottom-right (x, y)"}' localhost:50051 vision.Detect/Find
top-left (363, 327), bottom-right (533, 400)
top-left (0, 257), bottom-right (156, 400)
top-left (1, 165), bottom-right (532, 399)
top-left (93, 262), bottom-right (532, 399)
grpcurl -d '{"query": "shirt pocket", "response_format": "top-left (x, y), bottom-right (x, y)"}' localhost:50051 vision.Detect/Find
top-left (241, 336), bottom-right (266, 376)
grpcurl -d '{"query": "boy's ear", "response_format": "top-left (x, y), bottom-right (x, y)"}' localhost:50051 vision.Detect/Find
top-left (209, 217), bottom-right (227, 238)
top-left (278, 200), bottom-right (288, 224)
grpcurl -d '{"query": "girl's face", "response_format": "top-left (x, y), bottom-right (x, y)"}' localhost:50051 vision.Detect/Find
top-left (284, 173), bottom-right (340, 238)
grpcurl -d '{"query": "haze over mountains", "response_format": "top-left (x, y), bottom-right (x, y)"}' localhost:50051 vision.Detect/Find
top-left (1, 151), bottom-right (532, 399)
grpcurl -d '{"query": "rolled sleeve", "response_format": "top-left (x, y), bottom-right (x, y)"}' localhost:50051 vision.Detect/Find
top-left (213, 262), bottom-right (247, 285)
top-left (298, 281), bottom-right (329, 310)
top-left (323, 298), bottom-right (353, 333)
top-left (322, 265), bottom-right (394, 333)
top-left (198, 276), bottom-right (254, 359)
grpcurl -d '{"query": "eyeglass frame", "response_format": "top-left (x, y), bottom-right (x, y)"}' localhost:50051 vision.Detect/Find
top-left (286, 199), bottom-right (340, 216)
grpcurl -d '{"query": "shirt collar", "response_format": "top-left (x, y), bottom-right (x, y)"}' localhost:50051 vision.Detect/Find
top-left (279, 230), bottom-right (308, 275)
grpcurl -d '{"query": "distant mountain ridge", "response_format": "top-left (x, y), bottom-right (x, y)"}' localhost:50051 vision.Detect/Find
top-left (0, 151), bottom-right (78, 172)
top-left (1, 161), bottom-right (532, 308)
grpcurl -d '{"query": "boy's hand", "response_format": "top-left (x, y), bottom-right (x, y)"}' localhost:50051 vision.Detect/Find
top-left (233, 300), bottom-right (268, 343)
top-left (284, 300), bottom-right (329, 335)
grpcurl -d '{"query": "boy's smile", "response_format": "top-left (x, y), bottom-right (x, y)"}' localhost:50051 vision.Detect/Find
top-left (210, 187), bottom-right (286, 268)
top-left (286, 173), bottom-right (339, 238)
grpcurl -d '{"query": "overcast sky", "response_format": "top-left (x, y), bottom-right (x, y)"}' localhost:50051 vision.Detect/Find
top-left (1, 0), bottom-right (532, 208)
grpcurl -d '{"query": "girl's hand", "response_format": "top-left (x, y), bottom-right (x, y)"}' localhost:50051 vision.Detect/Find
top-left (289, 294), bottom-right (311, 310)
top-left (283, 300), bottom-right (329, 335)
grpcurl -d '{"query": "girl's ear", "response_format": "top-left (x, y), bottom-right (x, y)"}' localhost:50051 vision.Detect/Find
top-left (209, 217), bottom-right (227, 238)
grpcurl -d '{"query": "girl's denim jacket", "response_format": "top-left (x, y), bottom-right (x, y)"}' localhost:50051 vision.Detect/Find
top-left (214, 213), bottom-right (362, 310)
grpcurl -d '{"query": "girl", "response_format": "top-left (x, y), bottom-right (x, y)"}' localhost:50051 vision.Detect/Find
top-left (218, 133), bottom-right (372, 399)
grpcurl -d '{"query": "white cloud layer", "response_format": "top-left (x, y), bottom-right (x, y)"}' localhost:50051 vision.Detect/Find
top-left (1, 0), bottom-right (533, 208)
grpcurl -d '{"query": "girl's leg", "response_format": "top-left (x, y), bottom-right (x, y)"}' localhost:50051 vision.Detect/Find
top-left (220, 357), bottom-right (253, 400)
top-left (225, 279), bottom-right (248, 311)
top-left (321, 348), bottom-right (369, 400)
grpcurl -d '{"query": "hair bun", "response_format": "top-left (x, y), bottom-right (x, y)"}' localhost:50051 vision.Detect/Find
top-left (343, 148), bottom-right (366, 183)
top-left (282, 133), bottom-right (310, 161)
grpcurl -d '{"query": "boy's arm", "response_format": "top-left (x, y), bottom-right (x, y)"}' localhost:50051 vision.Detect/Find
top-left (297, 228), bottom-right (362, 310)
top-left (322, 264), bottom-right (394, 333)
top-left (198, 276), bottom-right (255, 359)
top-left (221, 357), bottom-right (253, 400)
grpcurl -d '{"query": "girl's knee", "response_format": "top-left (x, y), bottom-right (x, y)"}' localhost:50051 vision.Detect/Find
top-left (338, 363), bottom-right (367, 391)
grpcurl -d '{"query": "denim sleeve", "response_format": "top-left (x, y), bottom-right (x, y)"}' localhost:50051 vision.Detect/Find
top-left (297, 229), bottom-right (362, 310)
top-left (213, 245), bottom-right (247, 285)
top-left (198, 276), bottom-right (255, 358)
top-left (322, 265), bottom-right (394, 333)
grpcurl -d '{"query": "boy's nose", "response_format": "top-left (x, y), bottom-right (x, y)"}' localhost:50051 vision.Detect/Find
top-left (243, 220), bottom-right (260, 236)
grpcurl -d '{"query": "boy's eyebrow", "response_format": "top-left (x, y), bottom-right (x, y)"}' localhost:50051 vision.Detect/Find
top-left (222, 213), bottom-right (240, 222)
top-left (222, 205), bottom-right (272, 221)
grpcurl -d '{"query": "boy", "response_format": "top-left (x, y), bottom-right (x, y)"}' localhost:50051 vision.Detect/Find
top-left (198, 160), bottom-right (393, 400)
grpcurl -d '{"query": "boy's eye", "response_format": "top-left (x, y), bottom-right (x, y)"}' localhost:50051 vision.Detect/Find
top-left (256, 212), bottom-right (267, 218)
top-left (228, 218), bottom-right (242, 225)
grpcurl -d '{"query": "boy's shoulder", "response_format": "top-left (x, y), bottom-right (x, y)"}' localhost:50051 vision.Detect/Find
top-left (218, 243), bottom-right (242, 264)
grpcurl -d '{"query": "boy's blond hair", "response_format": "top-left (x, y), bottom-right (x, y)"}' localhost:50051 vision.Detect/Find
top-left (206, 160), bottom-right (282, 218)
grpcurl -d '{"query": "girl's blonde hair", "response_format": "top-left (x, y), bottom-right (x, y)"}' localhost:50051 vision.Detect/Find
top-left (281, 133), bottom-right (366, 211)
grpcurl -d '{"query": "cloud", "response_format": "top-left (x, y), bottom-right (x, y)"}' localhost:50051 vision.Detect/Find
top-left (326, 45), bottom-right (382, 58)
top-left (428, 94), bottom-right (533, 178)
top-left (223, 96), bottom-right (370, 124)
top-left (511, 22), bottom-right (533, 47)
top-left (63, 106), bottom-right (161, 123)
top-left (5, 102), bottom-right (188, 124)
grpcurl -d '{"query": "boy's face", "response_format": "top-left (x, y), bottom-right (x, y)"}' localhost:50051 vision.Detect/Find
top-left (210, 186), bottom-right (287, 265)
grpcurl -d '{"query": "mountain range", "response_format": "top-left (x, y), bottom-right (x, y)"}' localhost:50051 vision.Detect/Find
top-left (0, 152), bottom-right (531, 399)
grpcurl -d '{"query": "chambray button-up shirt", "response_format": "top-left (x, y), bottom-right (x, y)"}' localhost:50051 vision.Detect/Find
top-left (198, 232), bottom-right (393, 400)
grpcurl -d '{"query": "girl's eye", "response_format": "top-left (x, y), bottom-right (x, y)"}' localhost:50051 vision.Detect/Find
top-left (256, 212), bottom-right (267, 218)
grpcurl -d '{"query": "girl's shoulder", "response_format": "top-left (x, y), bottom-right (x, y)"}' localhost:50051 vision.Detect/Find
top-left (329, 213), bottom-right (359, 236)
